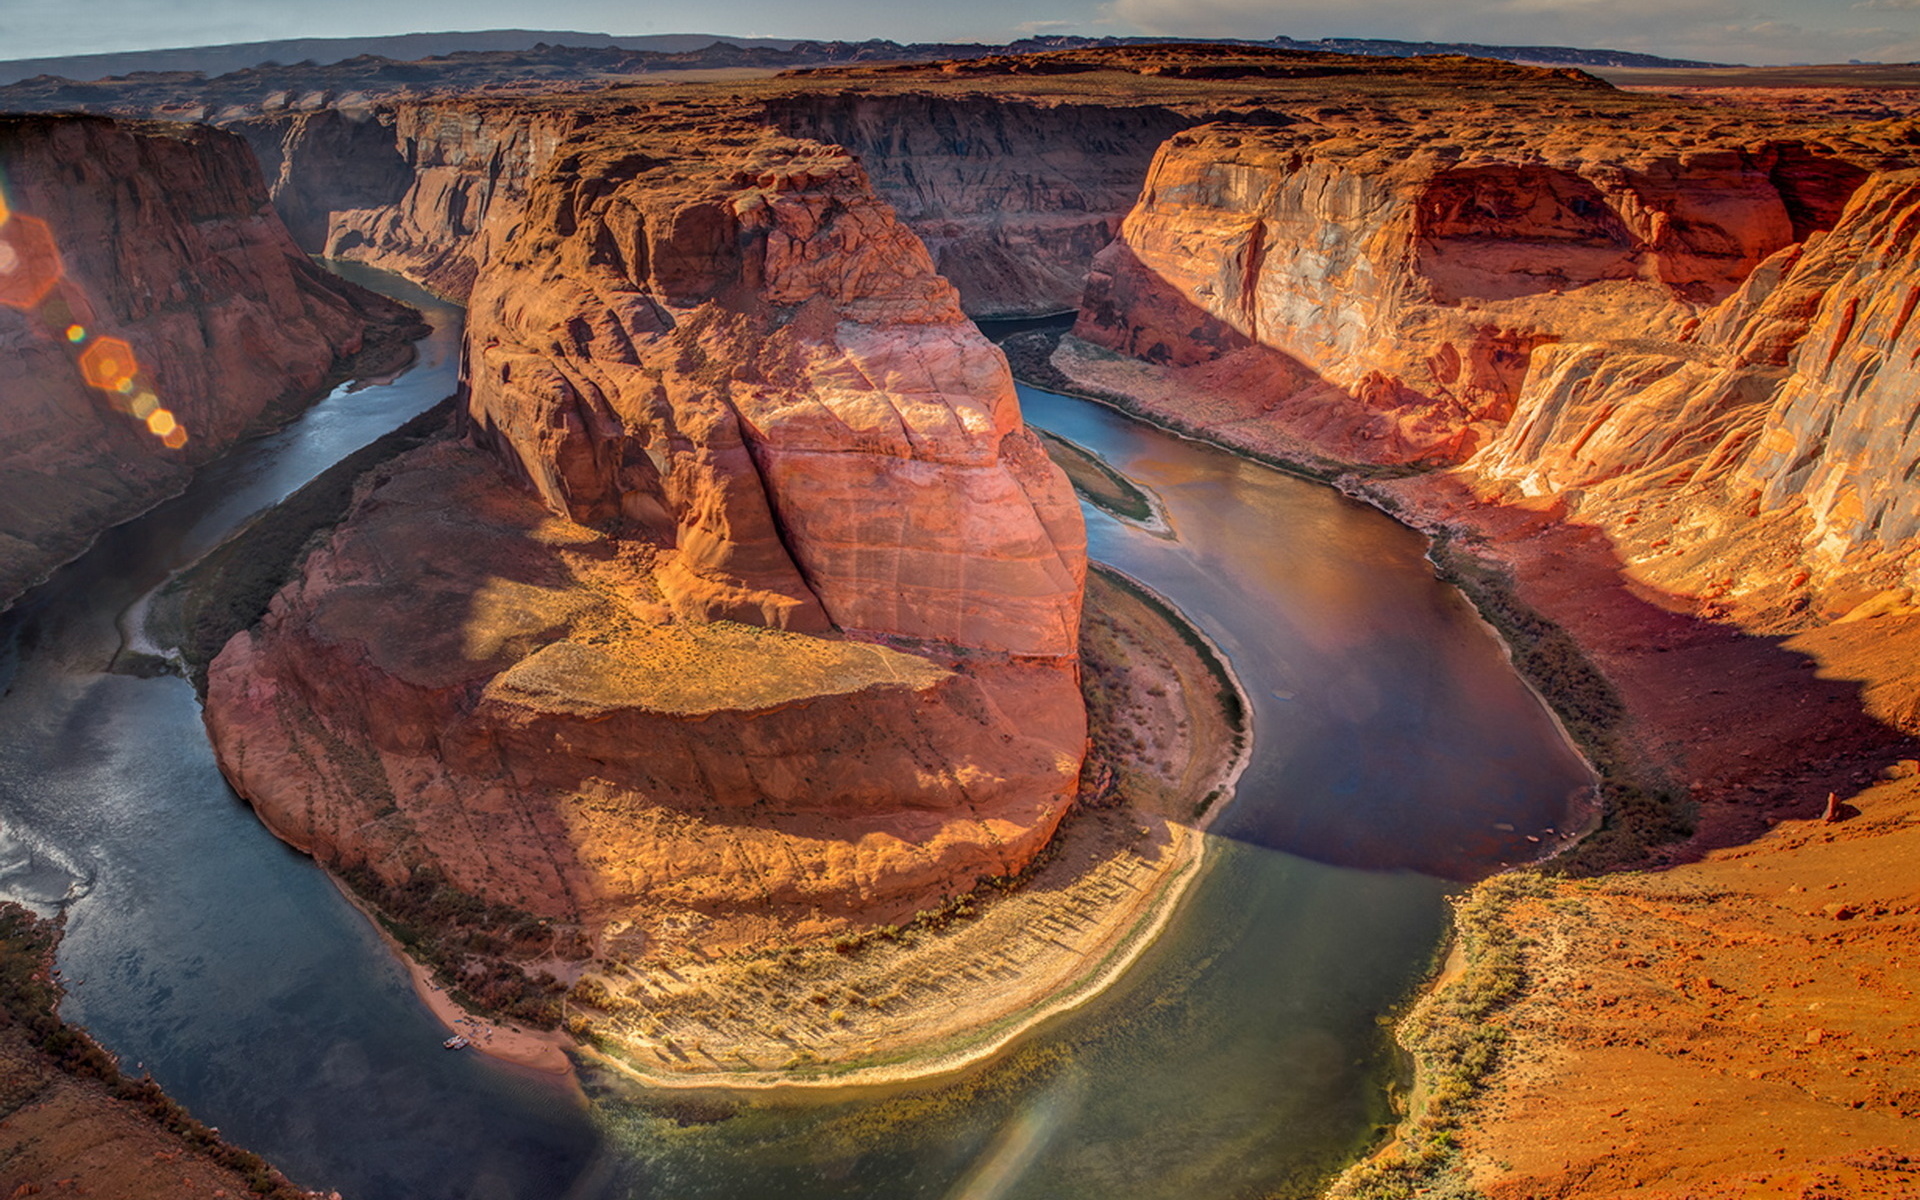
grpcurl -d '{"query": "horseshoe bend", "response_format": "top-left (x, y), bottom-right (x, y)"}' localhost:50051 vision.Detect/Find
top-left (1, 37), bottom-right (1918, 1200)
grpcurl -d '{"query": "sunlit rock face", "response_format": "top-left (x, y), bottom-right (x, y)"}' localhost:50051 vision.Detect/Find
top-left (0, 113), bottom-right (418, 611)
top-left (1075, 121), bottom-right (1861, 468)
top-left (465, 132), bottom-right (1085, 655)
top-left (206, 117), bottom-right (1088, 949)
top-left (1061, 76), bottom-right (1920, 606)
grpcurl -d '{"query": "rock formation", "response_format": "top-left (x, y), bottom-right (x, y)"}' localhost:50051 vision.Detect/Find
top-left (204, 115), bottom-right (1087, 950)
top-left (768, 93), bottom-right (1189, 317)
top-left (1072, 119), bottom-right (1870, 468)
top-left (236, 100), bottom-right (573, 299)
top-left (0, 113), bottom-right (422, 610)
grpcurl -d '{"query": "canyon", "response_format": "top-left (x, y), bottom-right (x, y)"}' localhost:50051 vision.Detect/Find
top-left (0, 114), bottom-right (423, 611)
top-left (4, 40), bottom-right (1919, 1199)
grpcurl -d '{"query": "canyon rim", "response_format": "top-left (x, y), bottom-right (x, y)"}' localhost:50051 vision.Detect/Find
top-left (1, 34), bottom-right (1918, 1200)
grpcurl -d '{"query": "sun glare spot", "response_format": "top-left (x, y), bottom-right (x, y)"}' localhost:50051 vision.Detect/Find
top-left (79, 336), bottom-right (137, 392)
top-left (0, 214), bottom-right (61, 310)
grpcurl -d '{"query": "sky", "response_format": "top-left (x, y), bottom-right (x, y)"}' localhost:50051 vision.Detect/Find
top-left (0, 0), bottom-right (1914, 66)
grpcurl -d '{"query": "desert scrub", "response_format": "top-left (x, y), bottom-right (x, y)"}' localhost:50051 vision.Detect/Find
top-left (1329, 874), bottom-right (1549, 1200)
top-left (336, 864), bottom-right (572, 1028)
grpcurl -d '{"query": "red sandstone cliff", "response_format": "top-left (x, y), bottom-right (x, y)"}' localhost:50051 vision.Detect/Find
top-left (237, 99), bottom-right (571, 299)
top-left (204, 117), bottom-right (1087, 950)
top-left (0, 113), bottom-right (422, 610)
top-left (768, 93), bottom-right (1189, 317)
top-left (1071, 120), bottom-right (1868, 468)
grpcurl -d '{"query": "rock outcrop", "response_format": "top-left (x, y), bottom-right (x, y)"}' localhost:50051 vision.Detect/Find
top-left (0, 113), bottom-right (422, 610)
top-left (205, 117), bottom-right (1087, 950)
top-left (238, 99), bottom-right (572, 299)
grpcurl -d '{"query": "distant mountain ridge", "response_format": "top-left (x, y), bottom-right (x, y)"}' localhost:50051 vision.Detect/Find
top-left (1262, 35), bottom-right (1726, 69)
top-left (0, 28), bottom-right (1732, 87)
top-left (0, 30), bottom-right (801, 87)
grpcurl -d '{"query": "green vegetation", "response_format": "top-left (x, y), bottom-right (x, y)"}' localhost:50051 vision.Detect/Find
top-left (1035, 427), bottom-right (1158, 524)
top-left (155, 398), bottom-right (455, 692)
top-left (1332, 875), bottom-right (1550, 1200)
top-left (0, 904), bottom-right (307, 1198)
top-left (335, 864), bottom-right (572, 1029)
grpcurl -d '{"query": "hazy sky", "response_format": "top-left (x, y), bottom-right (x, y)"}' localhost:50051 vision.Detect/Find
top-left (1, 0), bottom-right (1913, 66)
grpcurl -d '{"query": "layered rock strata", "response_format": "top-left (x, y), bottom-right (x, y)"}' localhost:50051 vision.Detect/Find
top-left (0, 113), bottom-right (421, 610)
top-left (768, 93), bottom-right (1189, 317)
top-left (1072, 119), bottom-right (1872, 468)
top-left (205, 120), bottom-right (1087, 949)
top-left (237, 100), bottom-right (573, 299)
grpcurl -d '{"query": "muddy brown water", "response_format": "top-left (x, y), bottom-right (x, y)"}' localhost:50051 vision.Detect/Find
top-left (0, 271), bottom-right (1590, 1198)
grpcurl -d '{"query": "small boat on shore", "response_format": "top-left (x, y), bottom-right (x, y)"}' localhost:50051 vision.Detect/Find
top-left (443, 1035), bottom-right (470, 1050)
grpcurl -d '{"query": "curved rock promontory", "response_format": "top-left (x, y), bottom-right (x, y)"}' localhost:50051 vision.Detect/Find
top-left (205, 115), bottom-right (1087, 955)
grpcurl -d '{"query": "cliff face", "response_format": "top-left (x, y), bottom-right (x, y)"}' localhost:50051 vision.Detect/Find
top-left (0, 113), bottom-right (421, 610)
top-left (768, 93), bottom-right (1189, 318)
top-left (240, 99), bottom-right (571, 299)
top-left (205, 118), bottom-right (1087, 948)
top-left (465, 130), bottom-right (1084, 653)
top-left (1074, 121), bottom-right (1857, 467)
top-left (1053, 89), bottom-right (1920, 606)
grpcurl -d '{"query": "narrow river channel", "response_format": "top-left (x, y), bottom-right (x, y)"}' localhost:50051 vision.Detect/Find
top-left (0, 270), bottom-right (1591, 1199)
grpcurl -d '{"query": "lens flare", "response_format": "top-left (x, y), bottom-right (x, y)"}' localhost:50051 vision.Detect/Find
top-left (145, 408), bottom-right (177, 438)
top-left (161, 425), bottom-right (189, 450)
top-left (79, 336), bottom-right (137, 392)
top-left (65, 324), bottom-right (85, 343)
top-left (0, 214), bottom-right (60, 310)
top-left (0, 189), bottom-right (9, 227)
top-left (129, 391), bottom-right (159, 420)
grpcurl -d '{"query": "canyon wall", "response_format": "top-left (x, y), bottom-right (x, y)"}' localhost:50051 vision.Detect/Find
top-left (1071, 121), bottom-right (1867, 467)
top-left (0, 114), bottom-right (421, 611)
top-left (1055, 100), bottom-right (1920, 607)
top-left (768, 93), bottom-right (1189, 317)
top-left (205, 116), bottom-right (1088, 948)
top-left (237, 99), bottom-right (573, 298)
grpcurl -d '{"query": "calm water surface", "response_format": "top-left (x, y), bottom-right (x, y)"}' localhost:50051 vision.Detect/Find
top-left (0, 280), bottom-right (1591, 1198)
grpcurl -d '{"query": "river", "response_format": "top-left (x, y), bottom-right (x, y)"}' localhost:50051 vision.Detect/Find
top-left (0, 270), bottom-right (1591, 1199)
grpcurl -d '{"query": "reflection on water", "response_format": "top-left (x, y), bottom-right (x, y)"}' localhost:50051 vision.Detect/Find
top-left (1018, 387), bottom-right (1593, 879)
top-left (0, 282), bottom-right (1592, 1200)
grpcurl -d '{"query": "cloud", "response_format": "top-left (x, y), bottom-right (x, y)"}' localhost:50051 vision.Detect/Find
top-left (1016, 19), bottom-right (1076, 32)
